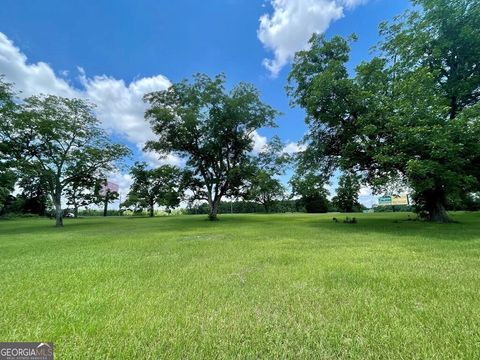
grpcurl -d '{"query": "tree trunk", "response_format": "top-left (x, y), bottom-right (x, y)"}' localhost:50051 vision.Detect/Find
top-left (103, 191), bottom-right (109, 217)
top-left (208, 200), bottom-right (220, 221)
top-left (424, 188), bottom-right (451, 223)
top-left (149, 201), bottom-right (154, 217)
top-left (428, 198), bottom-right (450, 222)
top-left (54, 198), bottom-right (63, 227)
top-left (73, 205), bottom-right (79, 218)
top-left (449, 96), bottom-right (457, 120)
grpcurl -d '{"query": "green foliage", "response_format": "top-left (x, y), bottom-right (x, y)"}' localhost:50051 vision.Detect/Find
top-left (92, 179), bottom-right (120, 217)
top-left (373, 205), bottom-right (415, 213)
top-left (186, 199), bottom-right (302, 214)
top-left (287, 1), bottom-right (480, 222)
top-left (290, 171), bottom-right (330, 213)
top-left (144, 73), bottom-right (279, 220)
top-left (0, 78), bottom-right (18, 212)
top-left (447, 192), bottom-right (480, 211)
top-left (123, 162), bottom-right (184, 217)
top-left (302, 194), bottom-right (330, 214)
top-left (77, 209), bottom-right (121, 217)
top-left (0, 169), bottom-right (16, 214)
top-left (64, 175), bottom-right (100, 217)
top-left (13, 176), bottom-right (50, 216)
top-left (0, 94), bottom-right (130, 226)
top-left (254, 135), bottom-right (291, 175)
top-left (246, 136), bottom-right (290, 212)
top-left (379, 0), bottom-right (480, 120)
top-left (290, 172), bottom-right (329, 199)
top-left (247, 171), bottom-right (285, 213)
top-left (332, 173), bottom-right (362, 213)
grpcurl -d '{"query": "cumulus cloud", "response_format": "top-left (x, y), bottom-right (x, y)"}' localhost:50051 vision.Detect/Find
top-left (258, 0), bottom-right (367, 76)
top-left (251, 130), bottom-right (268, 153)
top-left (0, 32), bottom-right (274, 170)
top-left (0, 31), bottom-right (177, 166)
top-left (359, 185), bottom-right (372, 197)
top-left (79, 71), bottom-right (170, 145)
top-left (0, 33), bottom-right (76, 97)
top-left (0, 32), bottom-right (300, 208)
top-left (141, 147), bottom-right (184, 168)
top-left (283, 141), bottom-right (306, 154)
top-left (0, 31), bottom-right (186, 209)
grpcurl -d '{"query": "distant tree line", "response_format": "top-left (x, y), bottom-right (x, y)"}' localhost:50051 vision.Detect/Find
top-left (186, 198), bottom-right (367, 215)
top-left (186, 200), bottom-right (300, 215)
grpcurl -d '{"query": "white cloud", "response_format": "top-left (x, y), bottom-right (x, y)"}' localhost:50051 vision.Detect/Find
top-left (283, 141), bottom-right (306, 154)
top-left (0, 32), bottom-right (179, 167)
top-left (0, 33), bottom-right (76, 97)
top-left (359, 185), bottom-right (372, 197)
top-left (251, 130), bottom-right (268, 153)
top-left (141, 147), bottom-right (184, 168)
top-left (1, 32), bottom-right (275, 170)
top-left (258, 0), bottom-right (367, 76)
top-left (79, 71), bottom-right (170, 145)
top-left (358, 185), bottom-right (376, 208)
top-left (108, 172), bottom-right (133, 203)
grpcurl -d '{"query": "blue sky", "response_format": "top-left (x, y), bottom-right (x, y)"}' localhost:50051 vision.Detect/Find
top-left (0, 0), bottom-right (411, 206)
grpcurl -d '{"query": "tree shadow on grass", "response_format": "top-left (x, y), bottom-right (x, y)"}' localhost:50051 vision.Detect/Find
top-left (0, 218), bottom-right (111, 237)
top-left (303, 212), bottom-right (480, 243)
top-left (1, 212), bottom-right (479, 244)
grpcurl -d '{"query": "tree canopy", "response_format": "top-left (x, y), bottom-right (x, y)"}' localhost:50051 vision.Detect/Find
top-left (0, 94), bottom-right (130, 226)
top-left (332, 173), bottom-right (362, 213)
top-left (290, 171), bottom-right (330, 214)
top-left (287, 0), bottom-right (480, 222)
top-left (123, 162), bottom-right (183, 217)
top-left (246, 136), bottom-right (289, 212)
top-left (144, 73), bottom-right (279, 220)
top-left (0, 78), bottom-right (18, 212)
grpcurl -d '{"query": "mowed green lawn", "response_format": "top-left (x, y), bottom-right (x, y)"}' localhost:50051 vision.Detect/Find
top-left (1, 213), bottom-right (479, 359)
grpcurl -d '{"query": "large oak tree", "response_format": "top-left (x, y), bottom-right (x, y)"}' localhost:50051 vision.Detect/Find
top-left (287, 0), bottom-right (480, 222)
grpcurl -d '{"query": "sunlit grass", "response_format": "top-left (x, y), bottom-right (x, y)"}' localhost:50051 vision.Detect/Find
top-left (1, 212), bottom-right (479, 359)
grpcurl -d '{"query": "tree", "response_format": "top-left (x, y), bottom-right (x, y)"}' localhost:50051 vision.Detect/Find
top-left (247, 136), bottom-right (289, 212)
top-left (255, 136), bottom-right (291, 176)
top-left (1, 95), bottom-right (130, 227)
top-left (332, 173), bottom-right (361, 213)
top-left (124, 162), bottom-right (183, 217)
top-left (248, 171), bottom-right (285, 213)
top-left (64, 175), bottom-right (98, 218)
top-left (14, 176), bottom-right (50, 216)
top-left (290, 171), bottom-right (330, 213)
top-left (0, 78), bottom-right (18, 214)
top-left (121, 193), bottom-right (145, 214)
top-left (144, 73), bottom-right (278, 220)
top-left (379, 0), bottom-right (480, 121)
top-left (95, 180), bottom-right (120, 217)
top-left (0, 170), bottom-right (16, 215)
top-left (287, 0), bottom-right (480, 222)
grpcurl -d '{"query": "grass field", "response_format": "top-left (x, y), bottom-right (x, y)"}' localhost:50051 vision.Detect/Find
top-left (1, 212), bottom-right (479, 359)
